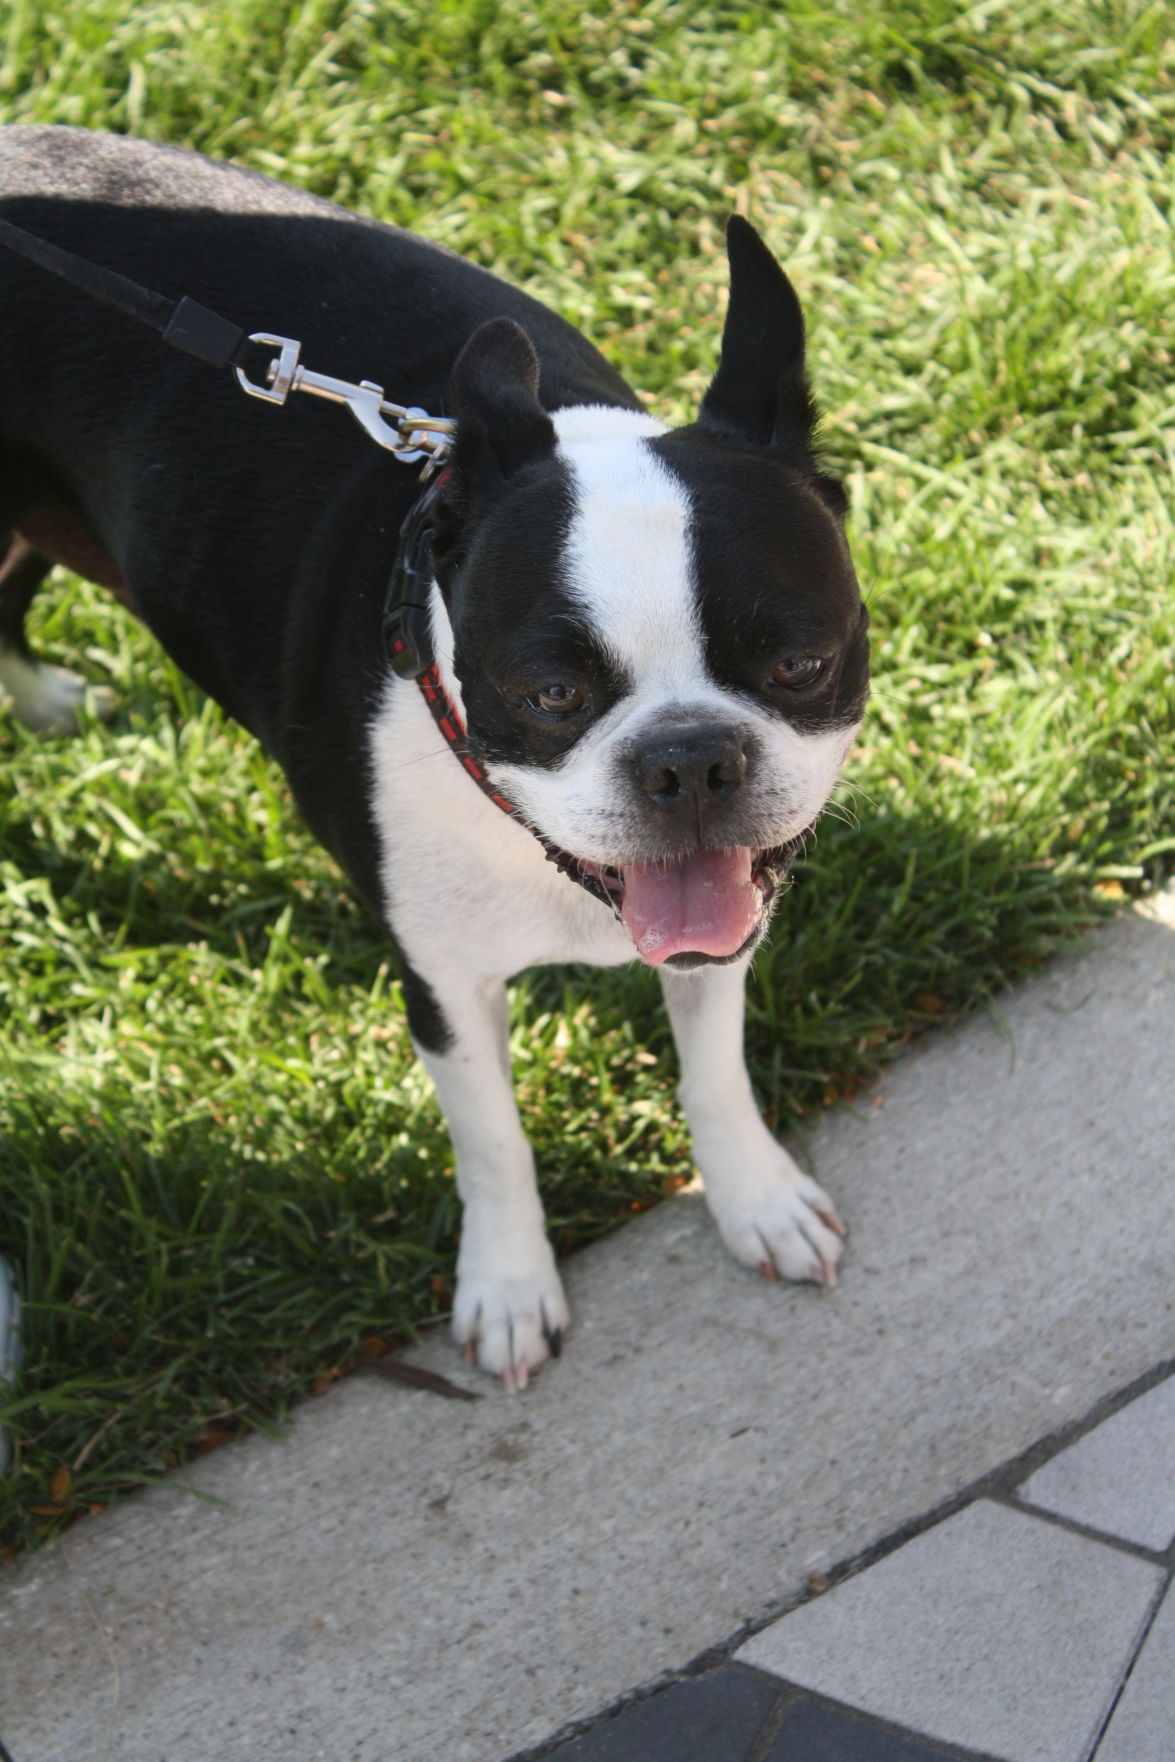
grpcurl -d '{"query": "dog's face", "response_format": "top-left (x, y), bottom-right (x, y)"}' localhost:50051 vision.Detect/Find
top-left (430, 219), bottom-right (869, 969)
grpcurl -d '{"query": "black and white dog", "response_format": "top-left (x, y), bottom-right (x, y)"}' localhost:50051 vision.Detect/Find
top-left (0, 127), bottom-right (869, 1389)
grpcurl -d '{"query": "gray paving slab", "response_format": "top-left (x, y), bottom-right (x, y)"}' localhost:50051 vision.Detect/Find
top-left (738, 1500), bottom-right (1165, 1762)
top-left (2, 896), bottom-right (1175, 1762)
top-left (1019, 1373), bottom-right (1175, 1551)
top-left (1094, 1582), bottom-right (1175, 1762)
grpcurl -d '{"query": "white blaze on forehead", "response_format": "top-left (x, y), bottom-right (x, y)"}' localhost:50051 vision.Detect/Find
top-left (553, 405), bottom-right (708, 691)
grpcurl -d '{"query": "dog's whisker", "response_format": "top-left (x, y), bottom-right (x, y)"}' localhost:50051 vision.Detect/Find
top-left (833, 779), bottom-right (882, 815)
top-left (820, 798), bottom-right (861, 831)
top-left (386, 745), bottom-right (459, 772)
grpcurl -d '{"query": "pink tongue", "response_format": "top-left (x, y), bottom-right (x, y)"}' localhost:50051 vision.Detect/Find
top-left (620, 847), bottom-right (760, 966)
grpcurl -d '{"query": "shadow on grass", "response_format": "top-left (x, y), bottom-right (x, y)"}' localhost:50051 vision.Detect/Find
top-left (0, 1103), bottom-right (458, 1559)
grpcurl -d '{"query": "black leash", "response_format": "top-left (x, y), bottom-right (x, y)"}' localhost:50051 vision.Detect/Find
top-left (0, 213), bottom-right (249, 369)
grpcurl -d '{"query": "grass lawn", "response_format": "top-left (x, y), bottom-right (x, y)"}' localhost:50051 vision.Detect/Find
top-left (1, 0), bottom-right (1172, 1558)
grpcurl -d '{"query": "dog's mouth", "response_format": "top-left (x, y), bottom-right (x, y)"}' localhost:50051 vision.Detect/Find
top-left (576, 831), bottom-right (812, 968)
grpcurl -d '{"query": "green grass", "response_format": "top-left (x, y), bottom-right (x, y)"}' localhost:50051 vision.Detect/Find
top-left (1, 0), bottom-right (1173, 1557)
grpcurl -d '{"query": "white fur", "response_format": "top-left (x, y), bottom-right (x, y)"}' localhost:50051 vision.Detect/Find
top-left (553, 405), bottom-right (705, 693)
top-left (0, 651), bottom-right (117, 734)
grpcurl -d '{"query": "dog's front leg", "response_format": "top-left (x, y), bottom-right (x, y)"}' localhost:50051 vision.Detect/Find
top-left (659, 960), bottom-right (845, 1287)
top-left (411, 973), bottom-right (569, 1389)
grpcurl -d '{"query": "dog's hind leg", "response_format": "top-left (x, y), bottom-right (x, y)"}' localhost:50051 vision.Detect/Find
top-left (0, 528), bottom-right (118, 733)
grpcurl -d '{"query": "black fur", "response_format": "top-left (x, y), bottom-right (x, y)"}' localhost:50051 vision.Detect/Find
top-left (652, 434), bottom-right (870, 735)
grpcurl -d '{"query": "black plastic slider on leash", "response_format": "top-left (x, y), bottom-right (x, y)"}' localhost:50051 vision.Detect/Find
top-left (0, 215), bottom-right (249, 368)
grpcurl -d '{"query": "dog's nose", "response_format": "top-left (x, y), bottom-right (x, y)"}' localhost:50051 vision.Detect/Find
top-left (631, 723), bottom-right (750, 815)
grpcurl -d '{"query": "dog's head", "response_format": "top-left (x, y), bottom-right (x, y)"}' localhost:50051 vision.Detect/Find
top-left (427, 217), bottom-right (869, 969)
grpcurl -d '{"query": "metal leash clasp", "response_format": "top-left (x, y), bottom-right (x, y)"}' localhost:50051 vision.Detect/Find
top-left (235, 332), bottom-right (456, 465)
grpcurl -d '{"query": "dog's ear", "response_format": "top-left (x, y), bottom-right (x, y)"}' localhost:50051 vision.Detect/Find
top-left (697, 216), bottom-right (817, 456)
top-left (447, 317), bottom-right (558, 492)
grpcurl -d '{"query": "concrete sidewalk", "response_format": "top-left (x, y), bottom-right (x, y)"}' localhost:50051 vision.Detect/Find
top-left (1, 891), bottom-right (1173, 1761)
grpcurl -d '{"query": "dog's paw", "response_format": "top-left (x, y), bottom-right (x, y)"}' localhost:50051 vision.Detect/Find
top-left (452, 1228), bottom-right (570, 1392)
top-left (0, 656), bottom-right (118, 735)
top-left (706, 1165), bottom-right (845, 1288)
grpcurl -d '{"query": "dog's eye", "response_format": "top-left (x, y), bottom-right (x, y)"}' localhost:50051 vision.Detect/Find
top-left (771, 656), bottom-right (825, 689)
top-left (528, 683), bottom-right (587, 718)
